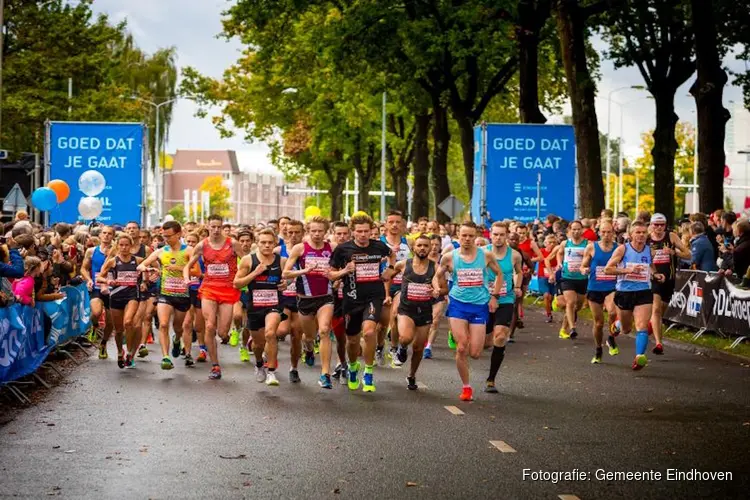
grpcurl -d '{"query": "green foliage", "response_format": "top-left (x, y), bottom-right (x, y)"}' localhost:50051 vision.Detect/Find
top-left (168, 204), bottom-right (186, 224)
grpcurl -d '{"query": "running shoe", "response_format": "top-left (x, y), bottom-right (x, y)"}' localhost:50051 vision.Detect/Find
top-left (197, 349), bottom-right (208, 363)
top-left (611, 320), bottom-right (621, 336)
top-left (485, 380), bottom-right (498, 393)
top-left (265, 371), bottom-right (279, 386)
top-left (507, 333), bottom-right (515, 344)
top-left (423, 346), bottom-right (433, 359)
top-left (652, 343), bottom-right (664, 355)
top-left (137, 344), bottom-right (149, 358)
top-left (387, 346), bottom-right (396, 362)
top-left (395, 346), bottom-right (408, 366)
top-left (161, 357), bottom-right (174, 370)
top-left (98, 344), bottom-right (108, 359)
top-left (255, 366), bottom-right (267, 383)
top-left (318, 374), bottom-right (332, 389)
top-left (347, 362), bottom-right (360, 391)
top-left (209, 365), bottom-right (222, 380)
top-left (632, 354), bottom-right (647, 371)
top-left (607, 337), bottom-right (620, 356)
top-left (117, 354), bottom-right (125, 369)
top-left (332, 363), bottom-right (344, 380)
top-left (362, 372), bottom-right (375, 393)
top-left (339, 366), bottom-right (348, 386)
top-left (558, 328), bottom-right (570, 339)
top-left (459, 386), bottom-right (474, 401)
top-left (545, 314), bottom-right (553, 323)
top-left (171, 336), bottom-right (181, 359)
top-left (569, 329), bottom-right (578, 339)
top-left (447, 331), bottom-right (457, 350)
top-left (313, 335), bottom-right (320, 354)
top-left (591, 354), bottom-right (602, 364)
top-left (289, 369), bottom-right (301, 383)
top-left (87, 327), bottom-right (97, 343)
top-left (125, 355), bottom-right (135, 369)
top-left (516, 320), bottom-right (525, 329)
top-left (406, 376), bottom-right (418, 391)
top-left (239, 347), bottom-right (250, 363)
top-left (185, 354), bottom-right (194, 367)
top-left (229, 327), bottom-right (240, 347)
top-left (375, 347), bottom-right (385, 367)
top-left (304, 350), bottom-right (315, 367)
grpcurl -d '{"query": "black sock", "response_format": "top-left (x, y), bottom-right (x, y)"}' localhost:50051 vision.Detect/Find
top-left (256, 360), bottom-right (263, 368)
top-left (595, 346), bottom-right (603, 357)
top-left (488, 346), bottom-right (506, 382)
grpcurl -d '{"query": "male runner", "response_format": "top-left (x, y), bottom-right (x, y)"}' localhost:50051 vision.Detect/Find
top-left (277, 220), bottom-right (309, 372)
top-left (184, 232), bottom-right (207, 362)
top-left (424, 234), bottom-right (447, 359)
top-left (283, 216), bottom-right (335, 388)
top-left (329, 213), bottom-right (396, 393)
top-left (235, 229), bottom-right (286, 386)
top-left (137, 221), bottom-right (193, 369)
top-left (330, 221), bottom-right (352, 384)
top-left (515, 224), bottom-right (543, 329)
top-left (647, 213), bottom-right (689, 355)
top-left (484, 222), bottom-right (522, 393)
top-left (379, 210), bottom-right (412, 366)
top-left (184, 214), bottom-right (243, 380)
top-left (229, 230), bottom-right (253, 363)
top-left (605, 221), bottom-right (665, 370)
top-left (81, 225), bottom-right (114, 359)
top-left (580, 220), bottom-right (619, 364)
top-left (392, 234), bottom-right (447, 389)
top-left (555, 220), bottom-right (588, 339)
top-left (436, 221), bottom-right (504, 401)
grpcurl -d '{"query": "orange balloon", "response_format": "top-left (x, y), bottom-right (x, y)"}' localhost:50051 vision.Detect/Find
top-left (48, 179), bottom-right (70, 203)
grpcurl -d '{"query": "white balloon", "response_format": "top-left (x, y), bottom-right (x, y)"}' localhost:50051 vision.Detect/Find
top-left (78, 170), bottom-right (106, 197)
top-left (163, 214), bottom-right (175, 222)
top-left (78, 196), bottom-right (103, 220)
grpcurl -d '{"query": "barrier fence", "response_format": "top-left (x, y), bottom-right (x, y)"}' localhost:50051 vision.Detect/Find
top-left (0, 284), bottom-right (92, 386)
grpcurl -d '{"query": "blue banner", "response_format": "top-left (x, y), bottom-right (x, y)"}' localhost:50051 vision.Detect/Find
top-left (49, 122), bottom-right (145, 224)
top-left (472, 124), bottom-right (576, 224)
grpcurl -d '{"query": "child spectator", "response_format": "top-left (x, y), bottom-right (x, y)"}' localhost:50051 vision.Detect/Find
top-left (12, 256), bottom-right (42, 306)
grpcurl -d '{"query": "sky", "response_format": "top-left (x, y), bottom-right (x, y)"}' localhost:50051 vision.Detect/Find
top-left (90, 0), bottom-right (748, 166)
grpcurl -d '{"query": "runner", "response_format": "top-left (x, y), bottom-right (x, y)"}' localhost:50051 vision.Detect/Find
top-left (229, 230), bottom-right (253, 363)
top-left (424, 234), bottom-right (447, 359)
top-left (183, 215), bottom-right (243, 380)
top-left (580, 220), bottom-right (620, 364)
top-left (484, 222), bottom-right (522, 393)
top-left (276, 220), bottom-right (309, 372)
top-left (379, 210), bottom-right (412, 366)
top-left (507, 232), bottom-right (533, 343)
top-left (96, 233), bottom-right (142, 369)
top-left (184, 232), bottom-right (207, 362)
top-left (436, 221), bottom-right (505, 401)
top-left (329, 213), bottom-right (396, 393)
top-left (283, 216), bottom-right (335, 388)
top-left (392, 234), bottom-right (447, 389)
top-left (515, 224), bottom-right (543, 329)
top-left (605, 221), bottom-right (665, 370)
top-left (137, 221), bottom-right (193, 369)
top-left (555, 220), bottom-right (588, 339)
top-left (81, 225), bottom-right (114, 359)
top-left (535, 234), bottom-right (557, 323)
top-left (234, 228), bottom-right (286, 386)
top-left (647, 213), bottom-right (690, 355)
top-left (330, 221), bottom-right (351, 384)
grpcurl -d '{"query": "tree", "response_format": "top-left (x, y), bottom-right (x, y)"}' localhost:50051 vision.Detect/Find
top-left (167, 204), bottom-right (187, 224)
top-left (199, 175), bottom-right (232, 218)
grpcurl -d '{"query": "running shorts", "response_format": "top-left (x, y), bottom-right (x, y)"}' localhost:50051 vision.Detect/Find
top-left (199, 285), bottom-right (241, 305)
top-left (189, 288), bottom-right (202, 309)
top-left (388, 284), bottom-right (401, 299)
top-left (281, 295), bottom-right (298, 314)
top-left (110, 296), bottom-right (137, 311)
top-left (157, 295), bottom-right (191, 313)
top-left (248, 307), bottom-right (283, 331)
top-left (397, 303), bottom-right (432, 327)
top-left (297, 295), bottom-right (334, 317)
top-left (614, 289), bottom-right (653, 311)
top-left (560, 279), bottom-right (587, 296)
top-left (493, 303), bottom-right (514, 328)
top-left (446, 298), bottom-right (488, 325)
top-left (90, 289), bottom-right (110, 309)
top-left (536, 278), bottom-right (553, 296)
top-left (344, 300), bottom-right (383, 336)
top-left (240, 290), bottom-right (251, 310)
top-left (586, 290), bottom-right (614, 305)
top-left (652, 279), bottom-right (675, 301)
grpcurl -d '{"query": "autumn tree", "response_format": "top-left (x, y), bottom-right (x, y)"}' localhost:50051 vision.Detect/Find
top-left (199, 175), bottom-right (232, 218)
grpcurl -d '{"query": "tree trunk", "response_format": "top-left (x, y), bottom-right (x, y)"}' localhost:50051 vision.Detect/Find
top-left (690, 0), bottom-right (729, 214)
top-left (412, 112), bottom-right (431, 221)
top-left (555, 0), bottom-right (604, 217)
top-left (352, 137), bottom-right (376, 215)
top-left (455, 114), bottom-right (475, 200)
top-left (393, 163), bottom-right (408, 214)
top-left (651, 91), bottom-right (679, 222)
top-left (324, 164), bottom-right (346, 221)
top-left (518, 0), bottom-right (549, 124)
top-left (432, 104), bottom-right (452, 223)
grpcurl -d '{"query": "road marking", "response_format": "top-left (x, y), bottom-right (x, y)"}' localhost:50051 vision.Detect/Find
top-left (558, 495), bottom-right (581, 500)
top-left (489, 440), bottom-right (516, 453)
top-left (417, 382), bottom-right (428, 389)
top-left (444, 405), bottom-right (464, 415)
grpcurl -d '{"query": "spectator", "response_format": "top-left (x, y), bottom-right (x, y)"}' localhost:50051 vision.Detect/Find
top-left (581, 218), bottom-right (597, 241)
top-left (719, 211), bottom-right (737, 244)
top-left (690, 212), bottom-right (719, 259)
top-left (14, 210), bottom-right (29, 222)
top-left (0, 232), bottom-right (24, 280)
top-left (730, 220), bottom-right (750, 281)
top-left (11, 256), bottom-right (42, 306)
top-left (689, 221), bottom-right (718, 272)
top-left (635, 210), bottom-right (651, 224)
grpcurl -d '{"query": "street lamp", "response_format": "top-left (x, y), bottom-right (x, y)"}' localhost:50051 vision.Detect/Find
top-left (605, 85), bottom-right (645, 210)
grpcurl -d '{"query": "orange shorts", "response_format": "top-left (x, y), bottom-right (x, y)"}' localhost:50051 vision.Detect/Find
top-left (199, 285), bottom-right (241, 305)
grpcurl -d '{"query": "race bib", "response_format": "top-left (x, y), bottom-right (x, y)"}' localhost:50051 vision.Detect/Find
top-left (252, 289), bottom-right (279, 307)
top-left (623, 263), bottom-right (650, 282)
top-left (189, 276), bottom-right (200, 285)
top-left (565, 247), bottom-right (584, 273)
top-left (206, 263), bottom-right (229, 278)
top-left (653, 248), bottom-right (671, 265)
top-left (457, 268), bottom-right (483, 288)
top-left (391, 272), bottom-right (403, 285)
top-left (116, 271), bottom-right (139, 287)
top-left (282, 280), bottom-right (297, 297)
top-left (164, 276), bottom-right (187, 294)
top-left (486, 278), bottom-right (507, 296)
top-left (355, 262), bottom-right (380, 283)
top-left (594, 266), bottom-right (616, 282)
top-left (406, 282), bottom-right (432, 302)
top-left (305, 256), bottom-right (330, 275)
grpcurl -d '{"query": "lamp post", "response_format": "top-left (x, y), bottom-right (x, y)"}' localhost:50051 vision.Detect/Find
top-left (605, 85), bottom-right (645, 210)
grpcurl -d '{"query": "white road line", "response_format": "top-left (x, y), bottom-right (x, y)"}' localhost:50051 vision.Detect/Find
top-left (558, 495), bottom-right (581, 500)
top-left (444, 405), bottom-right (465, 415)
top-left (417, 382), bottom-right (428, 389)
top-left (489, 440), bottom-right (516, 453)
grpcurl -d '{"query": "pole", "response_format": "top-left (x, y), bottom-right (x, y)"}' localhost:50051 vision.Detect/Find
top-left (605, 92), bottom-right (612, 209)
top-left (617, 109), bottom-right (624, 214)
top-left (693, 116), bottom-right (699, 213)
top-left (0, 0), bottom-right (4, 144)
top-left (380, 91), bottom-right (387, 220)
top-left (155, 106), bottom-right (161, 222)
top-left (536, 173), bottom-right (541, 221)
top-left (344, 177), bottom-right (350, 218)
top-left (635, 168), bottom-right (639, 211)
top-left (407, 177), bottom-right (413, 222)
top-left (67, 78), bottom-right (72, 117)
top-left (354, 171), bottom-right (359, 213)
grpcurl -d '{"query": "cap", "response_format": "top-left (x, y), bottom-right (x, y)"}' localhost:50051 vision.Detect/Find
top-left (651, 213), bottom-right (667, 224)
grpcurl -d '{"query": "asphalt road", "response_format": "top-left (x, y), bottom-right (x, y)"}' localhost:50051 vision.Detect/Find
top-left (1, 307), bottom-right (748, 499)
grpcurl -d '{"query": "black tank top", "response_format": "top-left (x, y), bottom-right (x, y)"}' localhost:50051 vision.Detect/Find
top-left (648, 231), bottom-right (675, 280)
top-left (399, 259), bottom-right (436, 307)
top-left (134, 244), bottom-right (148, 259)
top-left (111, 255), bottom-right (139, 301)
top-left (249, 254), bottom-right (282, 308)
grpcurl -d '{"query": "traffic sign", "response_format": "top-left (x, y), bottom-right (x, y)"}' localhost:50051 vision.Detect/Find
top-left (3, 184), bottom-right (28, 212)
top-left (438, 195), bottom-right (465, 219)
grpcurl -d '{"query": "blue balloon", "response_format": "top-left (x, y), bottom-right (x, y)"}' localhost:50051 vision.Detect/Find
top-left (31, 187), bottom-right (58, 212)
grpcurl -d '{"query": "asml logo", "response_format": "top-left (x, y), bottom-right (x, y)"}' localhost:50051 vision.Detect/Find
top-left (687, 281), bottom-right (703, 317)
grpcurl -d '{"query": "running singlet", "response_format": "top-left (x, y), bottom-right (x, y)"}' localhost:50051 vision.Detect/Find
top-left (484, 245), bottom-right (514, 305)
top-left (110, 255), bottom-right (139, 302)
top-left (248, 254), bottom-right (282, 308)
top-left (587, 242), bottom-right (617, 292)
top-left (449, 249), bottom-right (489, 305)
top-left (201, 238), bottom-right (237, 289)
top-left (330, 240), bottom-right (390, 306)
top-left (189, 257), bottom-right (204, 291)
top-left (91, 246), bottom-right (108, 290)
top-left (134, 244), bottom-right (148, 259)
top-left (538, 248), bottom-right (555, 278)
top-left (380, 236), bottom-right (411, 286)
top-left (160, 244), bottom-right (189, 297)
top-left (648, 232), bottom-right (676, 281)
top-left (277, 244), bottom-right (297, 298)
top-left (399, 259), bottom-right (436, 306)
top-left (297, 241), bottom-right (333, 297)
top-left (517, 238), bottom-right (534, 274)
top-left (616, 243), bottom-right (652, 292)
top-left (562, 240), bottom-right (587, 280)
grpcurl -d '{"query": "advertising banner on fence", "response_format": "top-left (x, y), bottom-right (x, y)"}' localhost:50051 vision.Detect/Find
top-left (666, 270), bottom-right (750, 336)
top-left (48, 121), bottom-right (145, 224)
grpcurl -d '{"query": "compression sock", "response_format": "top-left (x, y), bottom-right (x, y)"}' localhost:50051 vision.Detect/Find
top-left (256, 359), bottom-right (263, 368)
top-left (364, 364), bottom-right (374, 375)
top-left (635, 331), bottom-right (648, 356)
top-left (487, 346), bottom-right (506, 382)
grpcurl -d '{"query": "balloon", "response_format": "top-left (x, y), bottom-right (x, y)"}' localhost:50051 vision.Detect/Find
top-left (78, 196), bottom-right (103, 220)
top-left (304, 206), bottom-right (322, 219)
top-left (78, 170), bottom-right (106, 197)
top-left (724, 165), bottom-right (730, 178)
top-left (48, 179), bottom-right (71, 203)
top-left (30, 187), bottom-right (58, 212)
